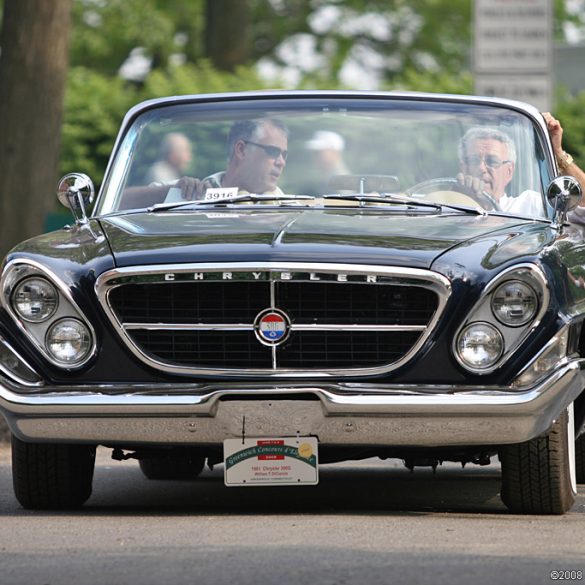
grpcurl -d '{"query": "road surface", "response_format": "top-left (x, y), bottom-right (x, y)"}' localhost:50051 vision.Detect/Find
top-left (0, 446), bottom-right (584, 585)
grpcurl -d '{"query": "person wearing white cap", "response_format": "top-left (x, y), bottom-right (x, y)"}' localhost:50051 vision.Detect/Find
top-left (306, 130), bottom-right (350, 192)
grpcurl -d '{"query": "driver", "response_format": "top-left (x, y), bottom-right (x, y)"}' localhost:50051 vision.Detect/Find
top-left (456, 127), bottom-right (544, 216)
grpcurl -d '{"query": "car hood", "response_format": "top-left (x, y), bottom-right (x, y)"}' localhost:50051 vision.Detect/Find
top-left (98, 208), bottom-right (543, 269)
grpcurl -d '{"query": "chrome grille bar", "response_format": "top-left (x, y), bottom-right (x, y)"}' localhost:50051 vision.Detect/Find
top-left (123, 323), bottom-right (427, 332)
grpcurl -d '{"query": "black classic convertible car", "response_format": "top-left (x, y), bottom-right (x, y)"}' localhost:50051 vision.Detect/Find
top-left (1, 91), bottom-right (584, 513)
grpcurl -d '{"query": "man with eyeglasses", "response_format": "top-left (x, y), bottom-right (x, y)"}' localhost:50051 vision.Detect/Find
top-left (201, 118), bottom-right (288, 196)
top-left (457, 126), bottom-right (544, 216)
top-left (457, 120), bottom-right (585, 217)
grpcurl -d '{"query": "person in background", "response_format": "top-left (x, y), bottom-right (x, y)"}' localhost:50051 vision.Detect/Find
top-left (305, 130), bottom-right (350, 193)
top-left (145, 132), bottom-right (193, 185)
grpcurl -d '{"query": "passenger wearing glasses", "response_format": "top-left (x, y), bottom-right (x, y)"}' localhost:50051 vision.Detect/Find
top-left (456, 126), bottom-right (544, 216)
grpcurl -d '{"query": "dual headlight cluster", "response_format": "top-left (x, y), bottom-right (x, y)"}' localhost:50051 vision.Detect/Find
top-left (7, 271), bottom-right (94, 367)
top-left (454, 267), bottom-right (546, 373)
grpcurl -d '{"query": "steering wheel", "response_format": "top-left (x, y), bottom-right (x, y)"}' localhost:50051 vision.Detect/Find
top-left (405, 177), bottom-right (500, 211)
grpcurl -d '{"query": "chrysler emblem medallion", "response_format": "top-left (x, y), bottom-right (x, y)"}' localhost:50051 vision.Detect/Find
top-left (254, 308), bottom-right (291, 346)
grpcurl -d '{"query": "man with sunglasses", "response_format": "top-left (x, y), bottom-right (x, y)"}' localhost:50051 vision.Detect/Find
top-left (201, 118), bottom-right (289, 196)
top-left (120, 118), bottom-right (289, 208)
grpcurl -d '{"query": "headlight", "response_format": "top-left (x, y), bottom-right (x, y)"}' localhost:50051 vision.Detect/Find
top-left (491, 280), bottom-right (538, 327)
top-left (12, 277), bottom-right (58, 322)
top-left (45, 319), bottom-right (92, 365)
top-left (456, 322), bottom-right (504, 370)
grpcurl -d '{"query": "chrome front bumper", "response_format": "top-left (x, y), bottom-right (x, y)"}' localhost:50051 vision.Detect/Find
top-left (1, 361), bottom-right (583, 447)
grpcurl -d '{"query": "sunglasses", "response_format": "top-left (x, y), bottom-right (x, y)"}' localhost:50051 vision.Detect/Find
top-left (464, 154), bottom-right (512, 169)
top-left (244, 140), bottom-right (288, 161)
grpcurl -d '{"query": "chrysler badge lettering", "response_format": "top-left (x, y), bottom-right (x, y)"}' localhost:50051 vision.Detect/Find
top-left (155, 272), bottom-right (378, 283)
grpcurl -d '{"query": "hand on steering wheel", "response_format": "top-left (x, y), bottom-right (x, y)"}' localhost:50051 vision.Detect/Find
top-left (405, 176), bottom-right (500, 211)
top-left (455, 174), bottom-right (500, 211)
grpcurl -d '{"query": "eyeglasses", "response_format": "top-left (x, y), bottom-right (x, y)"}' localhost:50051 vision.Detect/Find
top-left (243, 140), bottom-right (288, 161)
top-left (464, 154), bottom-right (512, 169)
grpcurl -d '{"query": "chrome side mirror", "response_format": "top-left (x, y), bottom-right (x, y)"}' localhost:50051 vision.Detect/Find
top-left (57, 173), bottom-right (95, 224)
top-left (546, 176), bottom-right (582, 229)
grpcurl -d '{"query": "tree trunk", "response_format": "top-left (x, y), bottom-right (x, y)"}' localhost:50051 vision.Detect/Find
top-left (0, 0), bottom-right (74, 255)
top-left (205, 0), bottom-right (250, 71)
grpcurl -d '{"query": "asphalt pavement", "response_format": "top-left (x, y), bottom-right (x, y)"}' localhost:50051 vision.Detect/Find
top-left (0, 446), bottom-right (584, 585)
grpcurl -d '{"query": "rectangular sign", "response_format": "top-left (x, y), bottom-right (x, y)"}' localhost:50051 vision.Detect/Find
top-left (224, 436), bottom-right (319, 486)
top-left (474, 0), bottom-right (552, 73)
top-left (475, 74), bottom-right (552, 111)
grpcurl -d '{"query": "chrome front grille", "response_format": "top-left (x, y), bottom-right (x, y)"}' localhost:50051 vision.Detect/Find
top-left (96, 263), bottom-right (451, 377)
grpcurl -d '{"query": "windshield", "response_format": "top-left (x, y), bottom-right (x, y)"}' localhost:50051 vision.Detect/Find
top-left (97, 97), bottom-right (549, 219)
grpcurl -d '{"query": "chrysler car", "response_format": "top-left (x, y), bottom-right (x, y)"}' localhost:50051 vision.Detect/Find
top-left (0, 90), bottom-right (584, 513)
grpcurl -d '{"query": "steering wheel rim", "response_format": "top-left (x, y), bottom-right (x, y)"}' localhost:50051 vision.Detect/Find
top-left (406, 177), bottom-right (500, 211)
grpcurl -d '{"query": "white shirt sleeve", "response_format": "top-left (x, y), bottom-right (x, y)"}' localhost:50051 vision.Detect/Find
top-left (499, 190), bottom-right (546, 218)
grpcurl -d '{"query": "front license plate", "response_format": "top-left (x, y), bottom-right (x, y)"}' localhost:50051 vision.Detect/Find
top-left (223, 436), bottom-right (319, 486)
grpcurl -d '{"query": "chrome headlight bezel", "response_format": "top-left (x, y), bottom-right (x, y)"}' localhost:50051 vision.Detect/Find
top-left (452, 264), bottom-right (549, 375)
top-left (1, 260), bottom-right (96, 370)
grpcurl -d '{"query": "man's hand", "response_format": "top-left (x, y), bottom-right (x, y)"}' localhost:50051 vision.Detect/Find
top-left (456, 173), bottom-right (486, 196)
top-left (542, 112), bottom-right (563, 156)
top-left (175, 176), bottom-right (211, 200)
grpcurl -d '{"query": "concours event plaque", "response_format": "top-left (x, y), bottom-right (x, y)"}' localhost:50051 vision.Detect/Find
top-left (223, 436), bottom-right (319, 486)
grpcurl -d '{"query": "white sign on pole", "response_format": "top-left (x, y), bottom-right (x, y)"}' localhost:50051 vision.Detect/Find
top-left (473, 0), bottom-right (552, 111)
top-left (475, 75), bottom-right (552, 110)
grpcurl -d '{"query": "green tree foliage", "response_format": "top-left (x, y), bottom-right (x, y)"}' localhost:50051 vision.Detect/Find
top-left (58, 0), bottom-right (585, 192)
top-left (70, 0), bottom-right (186, 75)
top-left (60, 62), bottom-right (269, 189)
top-left (555, 90), bottom-right (585, 168)
top-left (61, 68), bottom-right (137, 184)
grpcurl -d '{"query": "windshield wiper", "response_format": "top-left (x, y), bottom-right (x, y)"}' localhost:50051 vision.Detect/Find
top-left (148, 193), bottom-right (316, 212)
top-left (322, 193), bottom-right (441, 208)
top-left (321, 193), bottom-right (487, 215)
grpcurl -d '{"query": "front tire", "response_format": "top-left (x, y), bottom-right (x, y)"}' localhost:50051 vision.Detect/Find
top-left (576, 431), bottom-right (585, 484)
top-left (499, 406), bottom-right (577, 515)
top-left (11, 435), bottom-right (96, 510)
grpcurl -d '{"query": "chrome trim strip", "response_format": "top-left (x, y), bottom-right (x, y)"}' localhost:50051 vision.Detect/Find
top-left (0, 335), bottom-right (44, 387)
top-left (125, 323), bottom-right (254, 331)
top-left (123, 322), bottom-right (427, 332)
top-left (292, 324), bottom-right (426, 332)
top-left (95, 262), bottom-right (451, 377)
top-left (269, 278), bottom-right (277, 368)
top-left (512, 324), bottom-right (571, 389)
